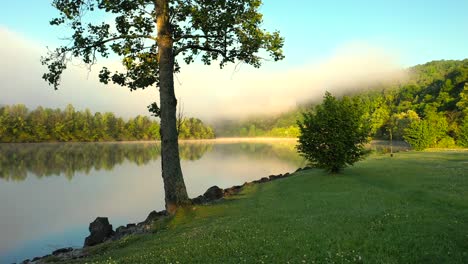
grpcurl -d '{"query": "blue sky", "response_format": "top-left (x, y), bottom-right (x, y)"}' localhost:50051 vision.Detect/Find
top-left (1, 0), bottom-right (467, 66)
top-left (0, 0), bottom-right (467, 119)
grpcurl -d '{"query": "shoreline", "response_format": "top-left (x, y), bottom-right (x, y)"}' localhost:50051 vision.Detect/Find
top-left (20, 166), bottom-right (310, 264)
top-left (0, 137), bottom-right (298, 145)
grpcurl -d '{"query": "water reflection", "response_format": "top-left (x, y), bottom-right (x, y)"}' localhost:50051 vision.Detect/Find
top-left (0, 142), bottom-right (214, 182)
top-left (0, 140), bottom-right (307, 182)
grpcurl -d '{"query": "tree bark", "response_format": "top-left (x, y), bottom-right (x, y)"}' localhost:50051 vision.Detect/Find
top-left (156, 0), bottom-right (190, 214)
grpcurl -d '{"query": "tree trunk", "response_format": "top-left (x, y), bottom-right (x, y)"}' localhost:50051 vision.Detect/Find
top-left (156, 0), bottom-right (190, 214)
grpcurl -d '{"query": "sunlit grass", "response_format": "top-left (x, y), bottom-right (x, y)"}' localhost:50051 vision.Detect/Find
top-left (68, 151), bottom-right (468, 264)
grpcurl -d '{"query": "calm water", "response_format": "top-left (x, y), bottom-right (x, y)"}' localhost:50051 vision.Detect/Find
top-left (0, 139), bottom-right (306, 263)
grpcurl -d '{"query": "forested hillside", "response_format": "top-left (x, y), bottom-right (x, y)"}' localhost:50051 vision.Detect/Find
top-left (214, 109), bottom-right (303, 138)
top-left (215, 59), bottom-right (468, 148)
top-left (0, 104), bottom-right (215, 142)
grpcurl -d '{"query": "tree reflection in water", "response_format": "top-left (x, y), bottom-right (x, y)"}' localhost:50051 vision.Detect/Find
top-left (0, 142), bottom-right (212, 181)
top-left (0, 140), bottom-right (309, 182)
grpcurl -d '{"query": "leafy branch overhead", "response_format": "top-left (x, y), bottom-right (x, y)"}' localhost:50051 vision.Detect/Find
top-left (41, 0), bottom-right (285, 90)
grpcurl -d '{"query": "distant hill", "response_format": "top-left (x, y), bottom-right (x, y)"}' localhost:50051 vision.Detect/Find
top-left (214, 59), bottom-right (468, 145)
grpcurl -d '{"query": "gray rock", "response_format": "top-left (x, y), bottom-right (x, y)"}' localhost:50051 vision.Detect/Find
top-left (144, 210), bottom-right (166, 223)
top-left (269, 174), bottom-right (282, 180)
top-left (203, 186), bottom-right (224, 201)
top-left (223, 185), bottom-right (242, 196)
top-left (84, 217), bottom-right (114, 247)
top-left (191, 195), bottom-right (207, 205)
top-left (116, 226), bottom-right (127, 233)
top-left (242, 181), bottom-right (254, 187)
top-left (254, 177), bottom-right (270, 183)
top-left (52, 247), bottom-right (73, 256)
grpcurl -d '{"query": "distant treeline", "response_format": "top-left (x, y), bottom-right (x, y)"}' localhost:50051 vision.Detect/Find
top-left (214, 110), bottom-right (303, 138)
top-left (0, 104), bottom-right (215, 142)
top-left (215, 59), bottom-right (468, 149)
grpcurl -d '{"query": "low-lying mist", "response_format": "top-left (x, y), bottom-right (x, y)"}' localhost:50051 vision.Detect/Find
top-left (184, 42), bottom-right (406, 123)
top-left (1, 27), bottom-right (405, 123)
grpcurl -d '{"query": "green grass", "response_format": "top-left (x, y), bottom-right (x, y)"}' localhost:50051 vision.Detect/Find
top-left (73, 151), bottom-right (468, 264)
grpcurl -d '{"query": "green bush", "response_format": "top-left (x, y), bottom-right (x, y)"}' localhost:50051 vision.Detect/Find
top-left (404, 112), bottom-right (449, 150)
top-left (297, 92), bottom-right (370, 173)
top-left (403, 120), bottom-right (433, 150)
top-left (458, 117), bottom-right (468, 147)
top-left (436, 136), bottom-right (456, 148)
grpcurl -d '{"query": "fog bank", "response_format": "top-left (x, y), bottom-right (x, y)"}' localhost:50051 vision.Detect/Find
top-left (0, 27), bottom-right (404, 121)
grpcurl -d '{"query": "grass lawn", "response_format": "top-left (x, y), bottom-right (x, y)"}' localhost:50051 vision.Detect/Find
top-left (73, 151), bottom-right (468, 263)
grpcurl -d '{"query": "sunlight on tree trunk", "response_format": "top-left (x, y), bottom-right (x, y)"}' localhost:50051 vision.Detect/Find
top-left (156, 0), bottom-right (189, 213)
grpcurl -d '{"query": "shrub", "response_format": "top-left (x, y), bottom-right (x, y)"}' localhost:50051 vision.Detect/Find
top-left (403, 120), bottom-right (433, 150)
top-left (436, 136), bottom-right (456, 148)
top-left (297, 92), bottom-right (370, 173)
top-left (458, 117), bottom-right (468, 147)
top-left (404, 111), bottom-right (449, 150)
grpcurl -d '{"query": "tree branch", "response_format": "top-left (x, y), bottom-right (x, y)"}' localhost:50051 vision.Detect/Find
top-left (174, 44), bottom-right (226, 57)
top-left (81, 34), bottom-right (156, 50)
top-left (173, 34), bottom-right (221, 42)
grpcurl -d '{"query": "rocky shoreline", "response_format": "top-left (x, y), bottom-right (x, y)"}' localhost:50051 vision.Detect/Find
top-left (19, 166), bottom-right (312, 264)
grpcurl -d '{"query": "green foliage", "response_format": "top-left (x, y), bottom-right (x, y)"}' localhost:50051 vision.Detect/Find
top-left (403, 111), bottom-right (449, 150)
top-left (436, 136), bottom-right (457, 148)
top-left (214, 108), bottom-right (304, 138)
top-left (178, 118), bottom-right (215, 139)
top-left (42, 0), bottom-right (284, 90)
top-left (0, 104), bottom-right (214, 143)
top-left (297, 92), bottom-right (370, 173)
top-left (403, 120), bottom-right (435, 150)
top-left (391, 110), bottom-right (420, 139)
top-left (458, 117), bottom-right (468, 147)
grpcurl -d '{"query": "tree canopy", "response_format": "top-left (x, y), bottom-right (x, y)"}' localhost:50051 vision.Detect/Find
top-left (297, 92), bottom-right (370, 173)
top-left (42, 0), bottom-right (284, 91)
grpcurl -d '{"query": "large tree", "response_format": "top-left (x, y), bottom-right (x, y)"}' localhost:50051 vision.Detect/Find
top-left (42, 0), bottom-right (284, 213)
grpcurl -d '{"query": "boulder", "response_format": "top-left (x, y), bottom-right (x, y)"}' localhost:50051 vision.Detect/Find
top-left (116, 225), bottom-right (127, 233)
top-left (203, 186), bottom-right (224, 201)
top-left (191, 195), bottom-right (207, 205)
top-left (144, 210), bottom-right (167, 224)
top-left (254, 177), bottom-right (270, 184)
top-left (84, 217), bottom-right (114, 247)
top-left (269, 174), bottom-right (281, 180)
top-left (242, 181), bottom-right (254, 187)
top-left (52, 247), bottom-right (73, 256)
top-left (223, 185), bottom-right (242, 196)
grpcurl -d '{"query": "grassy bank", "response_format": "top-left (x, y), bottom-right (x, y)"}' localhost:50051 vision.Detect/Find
top-left (73, 151), bottom-right (467, 263)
